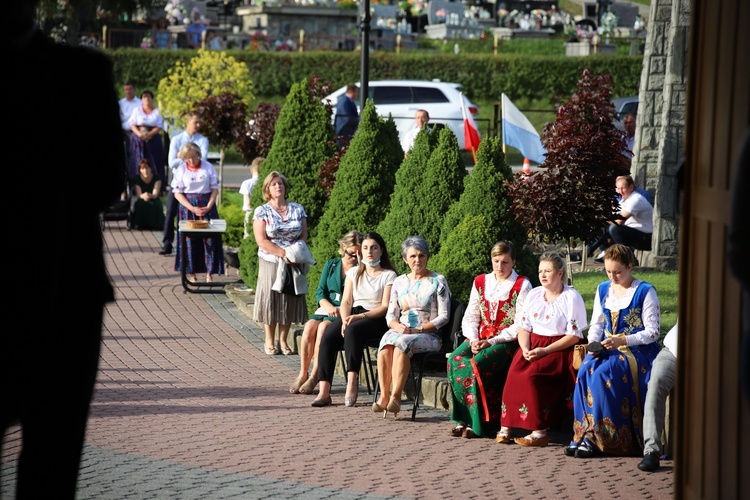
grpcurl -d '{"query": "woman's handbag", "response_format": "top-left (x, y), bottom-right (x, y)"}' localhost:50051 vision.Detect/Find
top-left (281, 268), bottom-right (296, 295)
top-left (572, 344), bottom-right (587, 370)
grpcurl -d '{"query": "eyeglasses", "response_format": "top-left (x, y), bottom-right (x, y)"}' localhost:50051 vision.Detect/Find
top-left (344, 250), bottom-right (358, 259)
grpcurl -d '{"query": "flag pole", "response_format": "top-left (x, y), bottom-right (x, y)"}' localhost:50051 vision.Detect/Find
top-left (501, 93), bottom-right (506, 154)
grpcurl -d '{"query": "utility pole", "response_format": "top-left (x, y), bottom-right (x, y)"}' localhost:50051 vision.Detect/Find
top-left (359, 0), bottom-right (370, 110)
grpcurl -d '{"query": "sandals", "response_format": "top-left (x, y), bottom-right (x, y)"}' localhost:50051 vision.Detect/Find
top-left (450, 424), bottom-right (466, 437)
top-left (496, 431), bottom-right (512, 444)
top-left (514, 433), bottom-right (550, 447)
top-left (299, 376), bottom-right (318, 394)
top-left (289, 375), bottom-right (306, 394)
top-left (280, 345), bottom-right (293, 356)
top-left (264, 345), bottom-right (279, 356)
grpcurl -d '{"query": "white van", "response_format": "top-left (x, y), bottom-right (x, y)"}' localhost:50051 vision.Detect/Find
top-left (323, 80), bottom-right (480, 150)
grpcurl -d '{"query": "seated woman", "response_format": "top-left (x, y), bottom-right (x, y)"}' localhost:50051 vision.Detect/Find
top-left (312, 232), bottom-right (397, 408)
top-left (290, 230), bottom-right (364, 395)
top-left (130, 158), bottom-right (166, 230)
top-left (566, 244), bottom-right (661, 458)
top-left (447, 241), bottom-right (533, 439)
top-left (498, 252), bottom-right (588, 447)
top-left (374, 236), bottom-right (451, 420)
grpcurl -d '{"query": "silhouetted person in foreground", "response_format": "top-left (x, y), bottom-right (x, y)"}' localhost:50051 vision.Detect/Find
top-left (2, 2), bottom-right (126, 498)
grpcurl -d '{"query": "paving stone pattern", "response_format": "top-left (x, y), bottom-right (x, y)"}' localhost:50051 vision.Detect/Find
top-left (2, 222), bottom-right (673, 499)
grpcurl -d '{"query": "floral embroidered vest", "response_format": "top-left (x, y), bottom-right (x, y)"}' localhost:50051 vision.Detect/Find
top-left (597, 280), bottom-right (654, 336)
top-left (475, 274), bottom-right (525, 340)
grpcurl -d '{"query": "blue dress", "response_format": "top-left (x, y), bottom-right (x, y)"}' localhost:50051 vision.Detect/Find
top-left (572, 281), bottom-right (661, 455)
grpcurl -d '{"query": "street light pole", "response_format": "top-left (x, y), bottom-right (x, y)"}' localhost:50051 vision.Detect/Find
top-left (359, 0), bottom-right (370, 111)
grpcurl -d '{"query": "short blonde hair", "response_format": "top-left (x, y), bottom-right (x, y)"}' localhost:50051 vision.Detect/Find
top-left (338, 231), bottom-right (364, 255)
top-left (261, 171), bottom-right (290, 201)
top-left (178, 142), bottom-right (202, 160)
top-left (250, 157), bottom-right (264, 176)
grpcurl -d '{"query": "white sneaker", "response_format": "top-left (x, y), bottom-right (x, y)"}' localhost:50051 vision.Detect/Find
top-left (594, 251), bottom-right (606, 263)
top-left (234, 284), bottom-right (254, 293)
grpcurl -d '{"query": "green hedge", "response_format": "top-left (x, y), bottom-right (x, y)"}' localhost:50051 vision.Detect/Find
top-left (108, 49), bottom-right (642, 103)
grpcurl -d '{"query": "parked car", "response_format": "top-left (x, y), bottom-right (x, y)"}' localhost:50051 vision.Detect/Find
top-left (612, 95), bottom-right (639, 131)
top-left (323, 80), bottom-right (479, 150)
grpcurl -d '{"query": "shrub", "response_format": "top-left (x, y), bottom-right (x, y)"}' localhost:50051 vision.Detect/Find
top-left (438, 135), bottom-right (537, 286)
top-left (234, 102), bottom-right (281, 165)
top-left (506, 68), bottom-right (628, 248)
top-left (156, 49), bottom-right (254, 128)
top-left (430, 214), bottom-right (496, 305)
top-left (377, 126), bottom-right (437, 274)
top-left (414, 126), bottom-right (466, 256)
top-left (217, 203), bottom-right (244, 249)
top-left (308, 99), bottom-right (402, 310)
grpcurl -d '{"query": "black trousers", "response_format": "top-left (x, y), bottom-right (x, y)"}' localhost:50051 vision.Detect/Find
top-left (317, 312), bottom-right (387, 384)
top-left (608, 225), bottom-right (652, 251)
top-left (162, 189), bottom-right (180, 247)
top-left (1, 303), bottom-right (105, 499)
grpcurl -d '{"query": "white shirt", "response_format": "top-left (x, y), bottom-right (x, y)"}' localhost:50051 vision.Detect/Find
top-left (239, 175), bottom-right (259, 212)
top-left (127, 106), bottom-right (164, 129)
top-left (620, 191), bottom-right (654, 233)
top-left (170, 160), bottom-right (219, 195)
top-left (587, 279), bottom-right (661, 346)
top-left (346, 267), bottom-right (397, 311)
top-left (461, 271), bottom-right (533, 344)
top-left (168, 131), bottom-right (209, 171)
top-left (119, 96), bottom-right (141, 131)
top-left (400, 126), bottom-right (424, 153)
top-left (663, 321), bottom-right (678, 357)
top-left (518, 285), bottom-right (588, 339)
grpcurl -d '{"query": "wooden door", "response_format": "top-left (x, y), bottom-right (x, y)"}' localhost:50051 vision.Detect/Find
top-left (679, 0), bottom-right (750, 498)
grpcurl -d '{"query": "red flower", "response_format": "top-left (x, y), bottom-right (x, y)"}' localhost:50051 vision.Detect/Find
top-left (463, 377), bottom-right (474, 388)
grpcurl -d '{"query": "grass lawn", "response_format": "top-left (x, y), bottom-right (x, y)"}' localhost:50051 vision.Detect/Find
top-left (571, 269), bottom-right (679, 340)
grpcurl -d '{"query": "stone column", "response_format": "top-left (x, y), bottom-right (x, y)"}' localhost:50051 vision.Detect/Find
top-left (632, 0), bottom-right (690, 269)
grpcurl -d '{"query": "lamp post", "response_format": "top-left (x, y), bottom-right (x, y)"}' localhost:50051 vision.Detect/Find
top-left (359, 0), bottom-right (370, 111)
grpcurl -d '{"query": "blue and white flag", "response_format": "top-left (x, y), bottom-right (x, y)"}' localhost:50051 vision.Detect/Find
top-left (501, 93), bottom-right (547, 164)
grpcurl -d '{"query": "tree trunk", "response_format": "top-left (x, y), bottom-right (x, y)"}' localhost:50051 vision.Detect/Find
top-left (218, 147), bottom-right (225, 207)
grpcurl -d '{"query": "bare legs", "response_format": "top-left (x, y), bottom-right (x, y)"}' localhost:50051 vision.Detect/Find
top-left (298, 320), bottom-right (329, 381)
top-left (263, 322), bottom-right (292, 354)
top-left (293, 319), bottom-right (329, 394)
top-left (375, 346), bottom-right (411, 408)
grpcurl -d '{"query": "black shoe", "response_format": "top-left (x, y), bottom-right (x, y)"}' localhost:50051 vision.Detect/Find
top-left (563, 445), bottom-right (578, 457)
top-left (637, 452), bottom-right (660, 472)
top-left (575, 440), bottom-right (598, 458)
top-left (159, 244), bottom-right (172, 255)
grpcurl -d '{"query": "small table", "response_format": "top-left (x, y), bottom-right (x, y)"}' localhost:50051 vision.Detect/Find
top-left (178, 219), bottom-right (233, 294)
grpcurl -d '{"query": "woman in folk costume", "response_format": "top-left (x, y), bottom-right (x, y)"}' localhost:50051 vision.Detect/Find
top-left (498, 252), bottom-right (588, 447)
top-left (447, 242), bottom-right (532, 439)
top-left (565, 244), bottom-right (661, 458)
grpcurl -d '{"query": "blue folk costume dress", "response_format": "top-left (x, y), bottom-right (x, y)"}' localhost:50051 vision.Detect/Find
top-left (447, 273), bottom-right (530, 437)
top-left (572, 280), bottom-right (661, 455)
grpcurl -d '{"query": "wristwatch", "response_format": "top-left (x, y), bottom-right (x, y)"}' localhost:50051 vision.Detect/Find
top-left (417, 325), bottom-right (424, 333)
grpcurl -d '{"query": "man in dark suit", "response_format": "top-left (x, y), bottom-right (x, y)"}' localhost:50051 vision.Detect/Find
top-left (2, 2), bottom-right (126, 498)
top-left (334, 83), bottom-right (360, 148)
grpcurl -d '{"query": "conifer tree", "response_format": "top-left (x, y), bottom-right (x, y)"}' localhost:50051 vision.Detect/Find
top-left (306, 99), bottom-right (402, 310)
top-left (377, 125), bottom-right (438, 273)
top-left (430, 215), bottom-right (495, 305)
top-left (438, 135), bottom-right (537, 281)
top-left (239, 78), bottom-right (335, 287)
top-left (413, 126), bottom-right (466, 256)
top-left (507, 69), bottom-right (627, 248)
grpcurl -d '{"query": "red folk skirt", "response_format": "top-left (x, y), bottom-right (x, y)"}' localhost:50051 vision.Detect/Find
top-left (500, 333), bottom-right (576, 431)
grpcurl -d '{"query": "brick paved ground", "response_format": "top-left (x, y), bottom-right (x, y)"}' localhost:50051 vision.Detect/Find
top-left (1, 221), bottom-right (674, 499)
